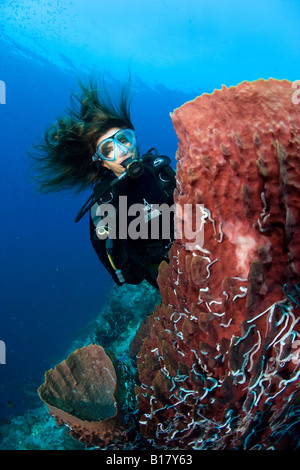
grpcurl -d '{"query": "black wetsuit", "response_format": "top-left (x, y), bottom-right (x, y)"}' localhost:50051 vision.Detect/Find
top-left (89, 153), bottom-right (176, 288)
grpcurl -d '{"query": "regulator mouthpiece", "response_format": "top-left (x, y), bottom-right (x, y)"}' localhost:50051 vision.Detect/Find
top-left (121, 157), bottom-right (144, 179)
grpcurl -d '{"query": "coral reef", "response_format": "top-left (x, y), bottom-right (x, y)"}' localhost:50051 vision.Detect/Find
top-left (30, 79), bottom-right (300, 451)
top-left (1, 282), bottom-right (158, 450)
top-left (0, 407), bottom-right (85, 450)
top-left (94, 282), bottom-right (160, 350)
top-left (135, 79), bottom-right (300, 449)
top-left (23, 282), bottom-right (157, 450)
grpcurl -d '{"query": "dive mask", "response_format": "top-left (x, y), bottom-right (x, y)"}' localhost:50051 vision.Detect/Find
top-left (92, 128), bottom-right (137, 162)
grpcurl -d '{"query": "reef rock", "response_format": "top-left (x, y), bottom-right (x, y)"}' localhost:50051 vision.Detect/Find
top-left (135, 79), bottom-right (300, 449)
top-left (38, 344), bottom-right (128, 448)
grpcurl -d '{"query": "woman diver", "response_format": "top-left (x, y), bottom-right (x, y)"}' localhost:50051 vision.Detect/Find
top-left (31, 77), bottom-right (176, 289)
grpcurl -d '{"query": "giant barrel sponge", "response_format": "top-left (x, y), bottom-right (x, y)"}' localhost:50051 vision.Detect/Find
top-left (135, 78), bottom-right (300, 449)
top-left (38, 344), bottom-right (129, 447)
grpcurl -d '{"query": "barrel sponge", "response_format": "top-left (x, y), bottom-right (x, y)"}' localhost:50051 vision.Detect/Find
top-left (135, 79), bottom-right (300, 449)
top-left (38, 344), bottom-right (128, 447)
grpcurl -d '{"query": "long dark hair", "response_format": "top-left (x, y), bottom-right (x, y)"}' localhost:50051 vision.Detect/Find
top-left (30, 75), bottom-right (134, 192)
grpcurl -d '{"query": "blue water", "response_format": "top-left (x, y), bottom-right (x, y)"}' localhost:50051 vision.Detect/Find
top-left (0, 0), bottom-right (299, 425)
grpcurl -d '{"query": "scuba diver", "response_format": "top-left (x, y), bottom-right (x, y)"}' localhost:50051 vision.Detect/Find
top-left (31, 77), bottom-right (176, 289)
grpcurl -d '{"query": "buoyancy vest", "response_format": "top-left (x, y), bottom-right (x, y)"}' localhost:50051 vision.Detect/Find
top-left (80, 149), bottom-right (176, 286)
